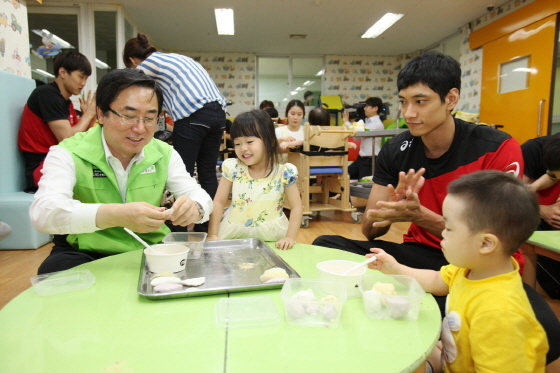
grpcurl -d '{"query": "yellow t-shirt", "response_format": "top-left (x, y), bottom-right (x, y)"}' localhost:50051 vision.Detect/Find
top-left (440, 259), bottom-right (548, 373)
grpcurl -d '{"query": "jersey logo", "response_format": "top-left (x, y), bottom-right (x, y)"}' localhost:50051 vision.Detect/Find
top-left (400, 139), bottom-right (413, 151)
top-left (503, 162), bottom-right (520, 177)
top-left (140, 165), bottom-right (156, 174)
top-left (92, 169), bottom-right (107, 178)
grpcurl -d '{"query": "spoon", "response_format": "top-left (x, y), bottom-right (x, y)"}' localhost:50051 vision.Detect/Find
top-left (341, 256), bottom-right (377, 275)
top-left (124, 227), bottom-right (151, 250)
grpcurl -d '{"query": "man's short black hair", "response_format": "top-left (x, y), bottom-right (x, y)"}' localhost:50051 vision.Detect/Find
top-left (96, 68), bottom-right (163, 116)
top-left (397, 51), bottom-right (461, 103)
top-left (53, 50), bottom-right (92, 77)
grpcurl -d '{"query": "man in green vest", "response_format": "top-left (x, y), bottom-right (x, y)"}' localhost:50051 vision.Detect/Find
top-left (31, 68), bottom-right (213, 274)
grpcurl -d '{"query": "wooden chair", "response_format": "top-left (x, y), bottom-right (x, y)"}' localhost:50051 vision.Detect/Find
top-left (284, 122), bottom-right (357, 227)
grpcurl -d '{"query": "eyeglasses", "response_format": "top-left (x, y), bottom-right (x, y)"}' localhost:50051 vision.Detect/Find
top-left (546, 170), bottom-right (558, 180)
top-left (109, 109), bottom-right (160, 127)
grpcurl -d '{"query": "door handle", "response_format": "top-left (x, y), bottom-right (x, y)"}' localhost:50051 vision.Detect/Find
top-left (537, 99), bottom-right (546, 137)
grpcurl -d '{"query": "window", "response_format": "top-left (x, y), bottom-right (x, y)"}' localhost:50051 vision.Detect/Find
top-left (257, 56), bottom-right (324, 112)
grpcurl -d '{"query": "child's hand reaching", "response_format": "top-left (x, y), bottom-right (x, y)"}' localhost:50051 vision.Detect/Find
top-left (366, 248), bottom-right (401, 274)
top-left (275, 237), bottom-right (295, 250)
top-left (207, 234), bottom-right (220, 241)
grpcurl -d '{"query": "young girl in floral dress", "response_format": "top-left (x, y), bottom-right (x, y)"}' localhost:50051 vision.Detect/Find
top-left (208, 110), bottom-right (303, 250)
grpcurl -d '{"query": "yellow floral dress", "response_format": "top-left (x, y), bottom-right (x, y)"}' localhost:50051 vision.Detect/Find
top-left (218, 158), bottom-right (298, 241)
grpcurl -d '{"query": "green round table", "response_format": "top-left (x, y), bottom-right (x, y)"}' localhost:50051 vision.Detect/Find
top-left (0, 243), bottom-right (441, 373)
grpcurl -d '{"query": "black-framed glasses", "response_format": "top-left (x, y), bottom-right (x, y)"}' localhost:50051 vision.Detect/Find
top-left (109, 109), bottom-right (160, 127)
top-left (546, 170), bottom-right (558, 180)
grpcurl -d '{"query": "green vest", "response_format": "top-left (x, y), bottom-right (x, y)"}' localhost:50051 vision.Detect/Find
top-left (59, 125), bottom-right (172, 255)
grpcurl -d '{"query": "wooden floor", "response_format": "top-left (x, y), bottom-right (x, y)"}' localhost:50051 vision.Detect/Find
top-left (1, 205), bottom-right (559, 369)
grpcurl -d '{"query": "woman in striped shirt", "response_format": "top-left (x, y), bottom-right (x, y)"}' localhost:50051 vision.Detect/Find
top-left (123, 33), bottom-right (226, 232)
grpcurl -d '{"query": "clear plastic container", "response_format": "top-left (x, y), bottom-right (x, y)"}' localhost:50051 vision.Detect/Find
top-left (280, 278), bottom-right (347, 328)
top-left (30, 269), bottom-right (96, 296)
top-left (215, 296), bottom-right (280, 328)
top-left (162, 232), bottom-right (207, 259)
top-left (359, 274), bottom-right (425, 320)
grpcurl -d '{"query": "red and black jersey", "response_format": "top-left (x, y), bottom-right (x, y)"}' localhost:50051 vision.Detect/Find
top-left (374, 119), bottom-right (524, 249)
top-left (18, 82), bottom-right (78, 154)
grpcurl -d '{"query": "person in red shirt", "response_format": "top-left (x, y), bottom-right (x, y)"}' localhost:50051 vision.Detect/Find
top-left (18, 50), bottom-right (96, 192)
top-left (313, 51), bottom-right (560, 365)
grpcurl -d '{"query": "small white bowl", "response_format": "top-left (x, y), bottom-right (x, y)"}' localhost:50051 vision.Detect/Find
top-left (144, 244), bottom-right (190, 273)
top-left (316, 260), bottom-right (367, 298)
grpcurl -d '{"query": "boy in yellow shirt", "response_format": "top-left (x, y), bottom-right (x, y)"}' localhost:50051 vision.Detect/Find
top-left (368, 170), bottom-right (548, 372)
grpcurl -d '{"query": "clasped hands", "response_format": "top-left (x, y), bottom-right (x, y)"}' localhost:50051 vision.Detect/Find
top-left (366, 168), bottom-right (426, 227)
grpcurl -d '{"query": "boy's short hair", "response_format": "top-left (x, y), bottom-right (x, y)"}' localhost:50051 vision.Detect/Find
top-left (53, 50), bottom-right (92, 77)
top-left (543, 132), bottom-right (560, 171)
top-left (447, 170), bottom-right (540, 255)
top-left (397, 51), bottom-right (461, 103)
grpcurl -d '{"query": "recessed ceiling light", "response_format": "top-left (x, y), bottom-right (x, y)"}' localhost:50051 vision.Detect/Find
top-left (215, 8), bottom-right (234, 35)
top-left (290, 34), bottom-right (307, 39)
top-left (361, 13), bottom-right (404, 38)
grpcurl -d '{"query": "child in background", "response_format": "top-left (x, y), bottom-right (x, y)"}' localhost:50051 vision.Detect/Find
top-left (208, 110), bottom-right (303, 250)
top-left (276, 100), bottom-right (305, 151)
top-left (367, 171), bottom-right (548, 373)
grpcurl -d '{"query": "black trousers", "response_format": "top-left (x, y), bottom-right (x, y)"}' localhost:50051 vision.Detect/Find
top-left (172, 101), bottom-right (226, 233)
top-left (312, 234), bottom-right (560, 364)
top-left (37, 235), bottom-right (108, 275)
top-left (21, 151), bottom-right (47, 193)
top-left (348, 155), bottom-right (372, 180)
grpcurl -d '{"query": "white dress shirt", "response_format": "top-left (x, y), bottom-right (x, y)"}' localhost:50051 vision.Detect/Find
top-left (359, 115), bottom-right (384, 157)
top-left (30, 128), bottom-right (213, 235)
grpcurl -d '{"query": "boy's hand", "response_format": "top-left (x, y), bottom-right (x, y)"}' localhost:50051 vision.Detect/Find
top-left (275, 237), bottom-right (295, 250)
top-left (207, 234), bottom-right (220, 241)
top-left (366, 248), bottom-right (401, 274)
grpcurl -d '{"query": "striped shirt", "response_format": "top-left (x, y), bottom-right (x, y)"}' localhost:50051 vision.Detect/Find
top-left (138, 52), bottom-right (226, 121)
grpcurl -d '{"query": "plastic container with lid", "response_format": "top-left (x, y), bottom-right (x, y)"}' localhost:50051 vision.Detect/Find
top-left (215, 296), bottom-right (280, 328)
top-left (30, 269), bottom-right (96, 296)
top-left (359, 273), bottom-right (425, 320)
top-left (162, 232), bottom-right (207, 259)
top-left (280, 278), bottom-right (347, 328)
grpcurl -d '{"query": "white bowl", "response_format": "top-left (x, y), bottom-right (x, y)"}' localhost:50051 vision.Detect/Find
top-left (316, 260), bottom-right (367, 298)
top-left (144, 243), bottom-right (190, 273)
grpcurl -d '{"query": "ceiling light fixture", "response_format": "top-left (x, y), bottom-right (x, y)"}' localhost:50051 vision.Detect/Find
top-left (315, 70), bottom-right (324, 76)
top-left (32, 69), bottom-right (55, 78)
top-left (31, 29), bottom-right (74, 49)
top-left (215, 8), bottom-right (234, 35)
top-left (95, 58), bottom-right (110, 69)
top-left (361, 13), bottom-right (404, 38)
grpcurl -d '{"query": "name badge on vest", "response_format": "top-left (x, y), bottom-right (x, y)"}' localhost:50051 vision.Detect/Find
top-left (140, 165), bottom-right (156, 174)
top-left (93, 169), bottom-right (107, 178)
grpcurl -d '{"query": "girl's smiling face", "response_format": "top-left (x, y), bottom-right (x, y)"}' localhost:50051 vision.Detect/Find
top-left (234, 136), bottom-right (265, 168)
top-left (287, 106), bottom-right (304, 127)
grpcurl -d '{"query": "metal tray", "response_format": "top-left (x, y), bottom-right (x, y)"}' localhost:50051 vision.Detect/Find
top-left (137, 238), bottom-right (300, 300)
